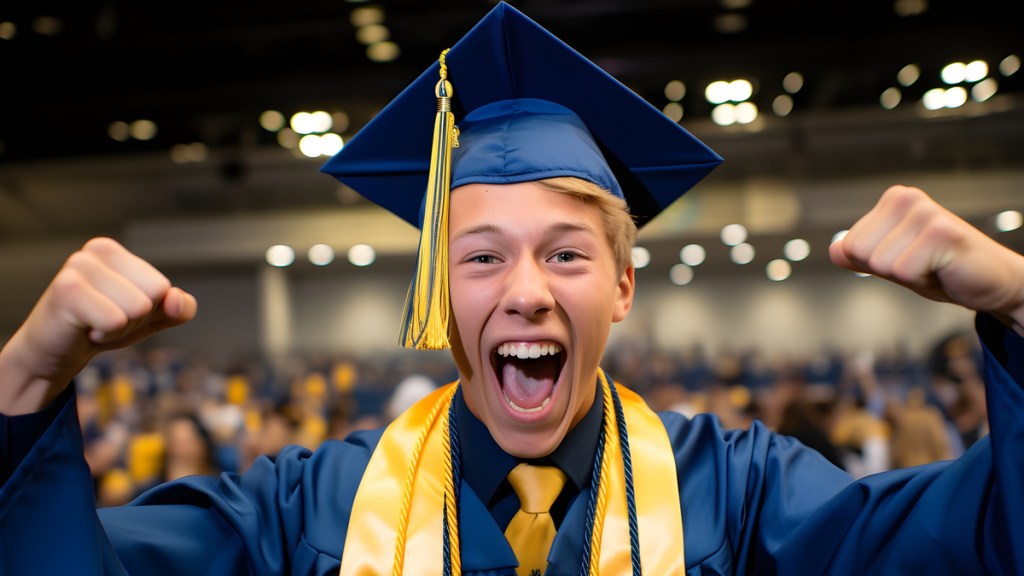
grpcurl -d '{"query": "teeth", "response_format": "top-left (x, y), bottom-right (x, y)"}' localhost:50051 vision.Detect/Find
top-left (497, 342), bottom-right (563, 359)
top-left (503, 389), bottom-right (552, 413)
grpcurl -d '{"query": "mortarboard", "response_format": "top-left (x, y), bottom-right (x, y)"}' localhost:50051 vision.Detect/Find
top-left (321, 1), bottom-right (722, 350)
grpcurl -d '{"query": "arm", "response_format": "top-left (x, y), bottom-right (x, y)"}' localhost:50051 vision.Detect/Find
top-left (1, 380), bottom-right (380, 575)
top-left (0, 237), bottom-right (197, 415)
top-left (0, 238), bottom-right (196, 573)
top-left (664, 187), bottom-right (1023, 575)
top-left (829, 185), bottom-right (1024, 334)
top-left (766, 185), bottom-right (1024, 573)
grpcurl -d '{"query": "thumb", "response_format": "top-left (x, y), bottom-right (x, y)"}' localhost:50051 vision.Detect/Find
top-left (829, 237), bottom-right (858, 272)
top-left (158, 287), bottom-right (198, 328)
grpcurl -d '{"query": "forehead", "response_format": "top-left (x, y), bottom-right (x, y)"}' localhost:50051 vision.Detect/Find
top-left (449, 182), bottom-right (601, 231)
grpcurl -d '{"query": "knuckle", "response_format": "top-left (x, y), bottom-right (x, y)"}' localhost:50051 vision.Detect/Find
top-left (144, 274), bottom-right (172, 301)
top-left (49, 267), bottom-right (86, 298)
top-left (880, 185), bottom-right (926, 212)
top-left (64, 249), bottom-right (96, 271)
top-left (124, 295), bottom-right (156, 319)
top-left (96, 309), bottom-right (131, 335)
top-left (82, 236), bottom-right (122, 255)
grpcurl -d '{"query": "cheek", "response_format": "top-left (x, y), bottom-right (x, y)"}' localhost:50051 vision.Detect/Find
top-left (560, 290), bottom-right (615, 355)
top-left (450, 284), bottom-right (481, 338)
top-left (450, 282), bottom-right (491, 356)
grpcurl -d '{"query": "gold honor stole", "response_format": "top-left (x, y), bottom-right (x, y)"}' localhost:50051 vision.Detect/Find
top-left (339, 376), bottom-right (684, 575)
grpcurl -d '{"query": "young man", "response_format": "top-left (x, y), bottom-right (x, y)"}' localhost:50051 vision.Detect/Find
top-left (2, 3), bottom-right (1023, 575)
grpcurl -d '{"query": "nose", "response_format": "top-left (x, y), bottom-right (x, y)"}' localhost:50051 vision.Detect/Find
top-left (501, 257), bottom-right (555, 319)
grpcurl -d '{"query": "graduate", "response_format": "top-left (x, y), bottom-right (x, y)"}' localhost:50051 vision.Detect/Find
top-left (2, 3), bottom-right (1023, 575)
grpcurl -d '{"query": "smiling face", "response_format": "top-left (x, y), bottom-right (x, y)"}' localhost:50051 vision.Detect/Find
top-left (447, 181), bottom-right (635, 458)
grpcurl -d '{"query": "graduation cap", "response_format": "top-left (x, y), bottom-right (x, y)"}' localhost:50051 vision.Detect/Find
top-left (321, 1), bottom-right (722, 350)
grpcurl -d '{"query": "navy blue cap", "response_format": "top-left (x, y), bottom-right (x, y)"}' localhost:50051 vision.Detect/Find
top-left (320, 1), bottom-right (722, 228)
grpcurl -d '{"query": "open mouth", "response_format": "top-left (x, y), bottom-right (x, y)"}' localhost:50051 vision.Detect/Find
top-left (493, 342), bottom-right (566, 414)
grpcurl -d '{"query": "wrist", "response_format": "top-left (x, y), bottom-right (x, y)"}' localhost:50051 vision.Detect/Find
top-left (0, 332), bottom-right (70, 416)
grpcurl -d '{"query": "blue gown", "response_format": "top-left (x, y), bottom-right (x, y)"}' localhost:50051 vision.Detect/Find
top-left (2, 313), bottom-right (1022, 575)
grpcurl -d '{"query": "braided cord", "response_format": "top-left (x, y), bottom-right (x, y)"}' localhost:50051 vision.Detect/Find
top-left (609, 377), bottom-right (642, 576)
top-left (579, 405), bottom-right (607, 576)
top-left (580, 376), bottom-right (617, 575)
top-left (441, 388), bottom-right (462, 576)
top-left (392, 385), bottom-right (457, 576)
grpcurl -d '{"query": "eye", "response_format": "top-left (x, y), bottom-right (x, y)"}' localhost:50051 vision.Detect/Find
top-left (551, 251), bottom-right (578, 263)
top-left (468, 254), bottom-right (497, 264)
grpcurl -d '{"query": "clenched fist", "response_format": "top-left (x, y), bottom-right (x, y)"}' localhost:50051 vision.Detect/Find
top-left (830, 185), bottom-right (1024, 335)
top-left (0, 238), bottom-right (197, 414)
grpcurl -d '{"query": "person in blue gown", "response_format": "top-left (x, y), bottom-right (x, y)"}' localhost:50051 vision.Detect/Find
top-left (2, 3), bottom-right (1023, 575)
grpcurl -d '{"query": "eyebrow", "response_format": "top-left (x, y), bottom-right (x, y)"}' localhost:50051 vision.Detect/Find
top-left (451, 221), bottom-right (598, 242)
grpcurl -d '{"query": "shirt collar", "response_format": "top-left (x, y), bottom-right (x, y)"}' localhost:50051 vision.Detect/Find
top-left (456, 379), bottom-right (604, 506)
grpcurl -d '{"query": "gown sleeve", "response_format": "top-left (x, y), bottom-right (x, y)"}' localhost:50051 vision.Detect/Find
top-left (669, 312), bottom-right (1023, 575)
top-left (0, 384), bottom-right (379, 576)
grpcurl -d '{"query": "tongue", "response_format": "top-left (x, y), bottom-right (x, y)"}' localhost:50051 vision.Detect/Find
top-left (501, 356), bottom-right (558, 409)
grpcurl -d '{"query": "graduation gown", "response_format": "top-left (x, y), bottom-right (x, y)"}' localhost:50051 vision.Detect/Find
top-left (2, 313), bottom-right (1022, 575)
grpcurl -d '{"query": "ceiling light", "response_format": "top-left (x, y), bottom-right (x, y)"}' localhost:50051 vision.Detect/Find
top-left (348, 244), bottom-right (376, 266)
top-left (367, 41), bottom-right (400, 62)
top-left (721, 223), bottom-right (748, 246)
top-left (663, 102), bottom-right (683, 122)
top-left (772, 94), bottom-right (793, 117)
top-left (971, 78), bottom-right (998, 102)
top-left (664, 80), bottom-right (686, 101)
top-left (940, 62), bottom-right (966, 84)
top-left (897, 63), bottom-right (920, 86)
top-left (705, 80), bottom-right (731, 104)
top-left (730, 243), bottom-right (755, 265)
top-left (964, 60), bottom-right (988, 82)
top-left (766, 259), bottom-right (792, 281)
top-left (350, 6), bottom-right (385, 27)
top-left (129, 119), bottom-right (157, 141)
top-left (669, 264), bottom-right (694, 286)
top-left (784, 238), bottom-right (811, 261)
top-left (680, 244), bottom-right (706, 266)
top-left (995, 210), bottom-right (1023, 232)
top-left (266, 245), bottom-right (296, 267)
top-left (319, 133), bottom-right (344, 156)
top-left (711, 103), bottom-right (736, 126)
top-left (944, 86), bottom-right (967, 108)
top-left (922, 88), bottom-right (946, 110)
top-left (107, 121), bottom-right (130, 142)
top-left (880, 87), bottom-right (902, 110)
top-left (356, 24), bottom-right (389, 45)
top-left (735, 101), bottom-right (758, 124)
top-left (309, 111), bottom-right (333, 133)
top-left (0, 22), bottom-right (16, 40)
top-left (631, 246), bottom-right (651, 269)
top-left (729, 79), bottom-right (754, 101)
top-left (308, 244), bottom-right (336, 266)
top-left (291, 112), bottom-right (315, 134)
top-left (783, 72), bottom-right (804, 94)
top-left (259, 110), bottom-right (285, 132)
top-left (999, 54), bottom-right (1020, 76)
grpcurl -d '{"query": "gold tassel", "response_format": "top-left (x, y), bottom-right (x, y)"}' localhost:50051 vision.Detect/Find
top-left (400, 49), bottom-right (459, 350)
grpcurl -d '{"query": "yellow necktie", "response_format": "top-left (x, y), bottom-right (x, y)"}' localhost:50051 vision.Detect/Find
top-left (504, 463), bottom-right (568, 576)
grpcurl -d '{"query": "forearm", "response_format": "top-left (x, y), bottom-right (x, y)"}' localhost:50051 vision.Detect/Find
top-left (0, 331), bottom-right (73, 416)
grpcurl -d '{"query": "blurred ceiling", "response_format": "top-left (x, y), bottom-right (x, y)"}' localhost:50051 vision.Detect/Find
top-left (0, 0), bottom-right (1022, 245)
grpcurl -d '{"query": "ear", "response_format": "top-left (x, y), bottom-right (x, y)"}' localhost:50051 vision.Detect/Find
top-left (612, 265), bottom-right (636, 323)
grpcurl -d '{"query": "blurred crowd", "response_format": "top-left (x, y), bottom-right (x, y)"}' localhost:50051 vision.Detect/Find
top-left (73, 329), bottom-right (988, 508)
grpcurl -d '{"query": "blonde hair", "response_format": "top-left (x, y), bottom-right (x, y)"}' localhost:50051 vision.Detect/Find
top-left (533, 177), bottom-right (637, 275)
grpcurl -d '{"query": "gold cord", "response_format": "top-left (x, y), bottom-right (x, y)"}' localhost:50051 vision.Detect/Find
top-left (392, 385), bottom-right (458, 575)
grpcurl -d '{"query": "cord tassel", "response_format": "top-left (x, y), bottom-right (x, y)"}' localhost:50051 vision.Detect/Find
top-left (400, 49), bottom-right (459, 350)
